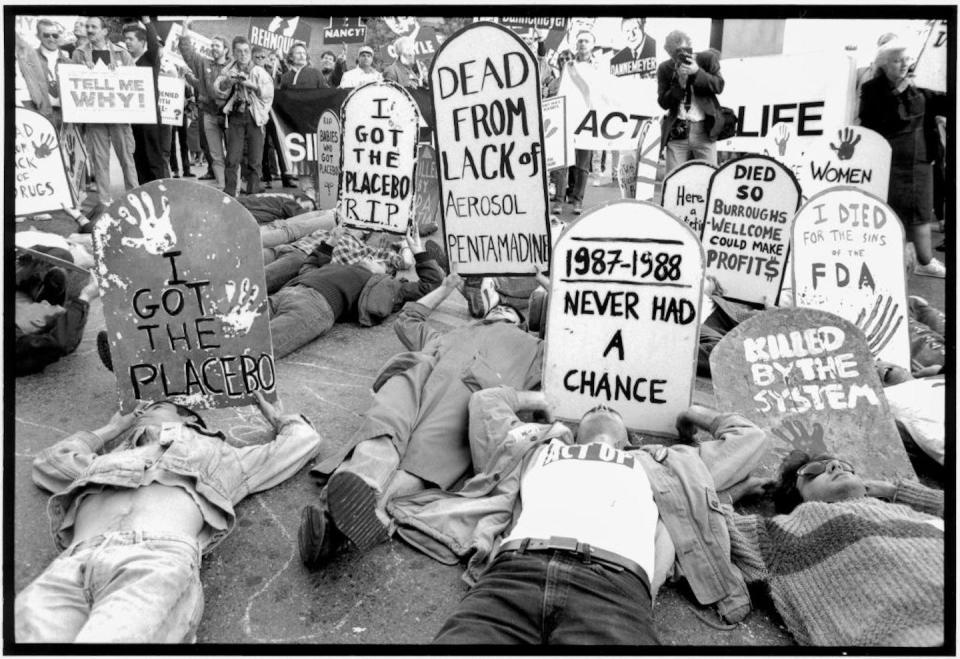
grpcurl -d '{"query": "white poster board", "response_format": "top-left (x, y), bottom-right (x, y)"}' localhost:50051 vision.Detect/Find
top-left (59, 63), bottom-right (158, 124)
top-left (796, 125), bottom-right (891, 202)
top-left (660, 160), bottom-right (715, 234)
top-left (315, 110), bottom-right (341, 211)
top-left (158, 75), bottom-right (186, 127)
top-left (912, 19), bottom-right (947, 93)
top-left (542, 95), bottom-right (571, 170)
top-left (15, 108), bottom-right (75, 216)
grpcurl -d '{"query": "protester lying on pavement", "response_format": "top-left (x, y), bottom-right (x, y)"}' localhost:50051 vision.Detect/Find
top-left (239, 191), bottom-right (316, 224)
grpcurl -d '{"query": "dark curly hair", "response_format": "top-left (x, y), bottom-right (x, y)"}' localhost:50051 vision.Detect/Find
top-left (773, 450), bottom-right (843, 513)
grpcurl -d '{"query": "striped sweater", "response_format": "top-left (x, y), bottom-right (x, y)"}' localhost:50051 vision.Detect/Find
top-left (724, 481), bottom-right (943, 647)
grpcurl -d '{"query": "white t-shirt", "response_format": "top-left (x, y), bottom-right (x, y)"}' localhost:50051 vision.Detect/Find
top-left (340, 67), bottom-right (383, 88)
top-left (503, 439), bottom-right (658, 581)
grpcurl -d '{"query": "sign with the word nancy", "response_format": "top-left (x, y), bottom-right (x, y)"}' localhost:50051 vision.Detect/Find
top-left (661, 160), bottom-right (714, 234)
top-left (158, 75), bottom-right (186, 127)
top-left (59, 63), bottom-right (158, 124)
top-left (431, 22), bottom-right (551, 276)
top-left (413, 144), bottom-right (442, 235)
top-left (912, 19), bottom-right (947, 93)
top-left (249, 16), bottom-right (312, 52)
top-left (60, 122), bottom-right (88, 205)
top-left (797, 125), bottom-right (891, 201)
top-left (710, 307), bottom-right (912, 481)
top-left (15, 108), bottom-right (74, 216)
top-left (542, 95), bottom-right (571, 171)
top-left (338, 82), bottom-right (419, 234)
top-left (543, 201), bottom-right (704, 437)
top-left (92, 180), bottom-right (276, 413)
top-left (315, 109), bottom-right (341, 211)
top-left (701, 154), bottom-right (801, 306)
top-left (792, 187), bottom-right (909, 368)
top-left (323, 17), bottom-right (366, 44)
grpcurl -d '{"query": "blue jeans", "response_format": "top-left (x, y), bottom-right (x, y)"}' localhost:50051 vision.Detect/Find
top-left (225, 112), bottom-right (265, 196)
top-left (665, 120), bottom-right (717, 176)
top-left (269, 285), bottom-right (336, 358)
top-left (264, 251), bottom-right (309, 293)
top-left (434, 550), bottom-right (658, 645)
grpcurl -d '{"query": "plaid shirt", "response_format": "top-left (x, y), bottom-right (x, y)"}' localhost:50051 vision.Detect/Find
top-left (293, 230), bottom-right (404, 271)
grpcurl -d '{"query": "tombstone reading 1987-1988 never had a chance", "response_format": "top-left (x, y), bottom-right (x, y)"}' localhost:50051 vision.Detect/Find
top-left (710, 307), bottom-right (912, 480)
top-left (700, 154), bottom-right (801, 306)
top-left (660, 160), bottom-right (715, 234)
top-left (542, 200), bottom-right (704, 436)
top-left (792, 187), bottom-right (910, 368)
top-left (797, 125), bottom-right (891, 201)
top-left (93, 180), bottom-right (277, 413)
top-left (316, 109), bottom-right (341, 211)
top-left (15, 107), bottom-right (75, 216)
top-left (338, 81), bottom-right (420, 234)
top-left (431, 21), bottom-right (551, 276)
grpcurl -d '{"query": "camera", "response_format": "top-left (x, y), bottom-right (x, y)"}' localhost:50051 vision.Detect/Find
top-left (676, 47), bottom-right (693, 65)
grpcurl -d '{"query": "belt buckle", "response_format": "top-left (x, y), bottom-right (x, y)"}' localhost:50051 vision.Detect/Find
top-left (547, 536), bottom-right (579, 553)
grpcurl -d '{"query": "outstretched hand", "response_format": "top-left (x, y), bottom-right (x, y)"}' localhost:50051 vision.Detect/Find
top-left (405, 222), bottom-right (423, 253)
top-left (254, 391), bottom-right (284, 431)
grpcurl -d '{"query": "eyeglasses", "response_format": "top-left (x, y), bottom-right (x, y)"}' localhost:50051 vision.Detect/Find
top-left (42, 33), bottom-right (61, 39)
top-left (797, 459), bottom-right (855, 480)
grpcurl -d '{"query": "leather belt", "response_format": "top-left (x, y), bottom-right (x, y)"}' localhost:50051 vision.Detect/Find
top-left (498, 536), bottom-right (649, 590)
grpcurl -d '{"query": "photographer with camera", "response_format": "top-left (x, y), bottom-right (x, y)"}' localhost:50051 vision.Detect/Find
top-left (657, 30), bottom-right (725, 175)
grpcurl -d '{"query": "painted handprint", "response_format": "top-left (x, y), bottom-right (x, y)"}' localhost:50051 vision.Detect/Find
top-left (771, 419), bottom-right (828, 456)
top-left (118, 190), bottom-right (177, 254)
top-left (829, 128), bottom-right (861, 161)
top-left (219, 278), bottom-right (262, 337)
top-left (854, 294), bottom-right (903, 355)
top-left (32, 134), bottom-right (56, 159)
top-left (543, 116), bottom-right (559, 140)
top-left (773, 122), bottom-right (791, 157)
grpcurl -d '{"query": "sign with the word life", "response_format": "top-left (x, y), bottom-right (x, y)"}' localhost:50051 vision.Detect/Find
top-left (315, 110), bottom-right (341, 211)
top-left (59, 63), bottom-right (158, 124)
top-left (797, 126), bottom-right (891, 201)
top-left (700, 154), bottom-right (801, 306)
top-left (912, 19), bottom-right (947, 93)
top-left (249, 16), bottom-right (312, 53)
top-left (60, 122), bottom-right (88, 205)
top-left (158, 75), bottom-right (186, 127)
top-left (323, 17), bottom-right (366, 44)
top-left (543, 201), bottom-right (704, 437)
top-left (792, 187), bottom-right (910, 368)
top-left (15, 108), bottom-right (74, 216)
top-left (542, 95), bottom-right (571, 171)
top-left (338, 81), bottom-right (420, 234)
top-left (431, 22), bottom-right (551, 276)
top-left (710, 307), bottom-right (912, 480)
top-left (92, 180), bottom-right (277, 413)
top-left (661, 160), bottom-right (714, 233)
top-left (413, 144), bottom-right (442, 235)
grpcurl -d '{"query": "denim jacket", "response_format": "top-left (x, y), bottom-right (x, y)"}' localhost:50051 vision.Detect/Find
top-left (70, 40), bottom-right (134, 68)
top-left (32, 416), bottom-right (322, 554)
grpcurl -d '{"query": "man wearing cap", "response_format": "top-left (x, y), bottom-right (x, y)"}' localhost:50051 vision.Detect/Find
top-left (340, 46), bottom-right (383, 87)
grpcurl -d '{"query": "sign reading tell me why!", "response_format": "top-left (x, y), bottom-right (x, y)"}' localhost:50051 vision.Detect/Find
top-left (58, 63), bottom-right (158, 124)
top-left (792, 187), bottom-right (910, 368)
top-left (15, 108), bottom-right (75, 216)
top-left (431, 22), bottom-right (551, 276)
top-left (92, 180), bottom-right (277, 413)
top-left (700, 154), bottom-right (801, 306)
top-left (338, 81), bottom-right (420, 234)
top-left (543, 201), bottom-right (704, 437)
top-left (710, 308), bottom-right (912, 480)
top-left (797, 125), bottom-right (891, 202)
top-left (315, 109), bottom-right (341, 211)
top-left (660, 160), bottom-right (715, 234)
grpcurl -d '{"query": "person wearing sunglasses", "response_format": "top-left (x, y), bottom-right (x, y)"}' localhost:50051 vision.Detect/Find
top-left (720, 449), bottom-right (943, 646)
top-left (35, 19), bottom-right (71, 128)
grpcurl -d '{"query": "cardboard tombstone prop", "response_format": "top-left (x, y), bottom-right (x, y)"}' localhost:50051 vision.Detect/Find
top-left (92, 180), bottom-right (277, 413)
top-left (796, 125), bottom-right (892, 202)
top-left (413, 144), bottom-right (443, 236)
top-left (15, 108), bottom-right (75, 216)
top-left (792, 187), bottom-right (910, 368)
top-left (542, 200), bottom-right (704, 437)
top-left (59, 123), bottom-right (88, 206)
top-left (710, 307), bottom-right (913, 481)
top-left (315, 109), bottom-right (341, 211)
top-left (660, 160), bottom-right (715, 234)
top-left (430, 21), bottom-right (551, 276)
top-left (541, 95), bottom-right (571, 170)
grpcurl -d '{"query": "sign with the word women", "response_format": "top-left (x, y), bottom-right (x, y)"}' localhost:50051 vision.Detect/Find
top-left (316, 109), bottom-right (341, 211)
top-left (93, 180), bottom-right (276, 413)
top-left (792, 187), bottom-right (910, 368)
top-left (338, 81), bottom-right (420, 234)
top-left (15, 108), bottom-right (75, 216)
top-left (431, 21), bottom-right (551, 276)
top-left (59, 63), bottom-right (158, 124)
top-left (660, 160), bottom-right (715, 233)
top-left (797, 126), bottom-right (891, 201)
top-left (543, 201), bottom-right (704, 437)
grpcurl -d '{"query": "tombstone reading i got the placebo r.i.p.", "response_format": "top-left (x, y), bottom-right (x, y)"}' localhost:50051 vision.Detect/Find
top-left (93, 180), bottom-right (277, 413)
top-left (797, 125), bottom-right (891, 202)
top-left (792, 187), bottom-right (910, 368)
top-left (710, 307), bottom-right (912, 481)
top-left (315, 109), bottom-right (341, 211)
top-left (15, 107), bottom-right (75, 216)
top-left (338, 81), bottom-right (420, 234)
top-left (431, 21), bottom-right (551, 276)
top-left (542, 200), bottom-right (704, 437)
top-left (660, 160), bottom-right (715, 234)
top-left (700, 154), bottom-right (801, 306)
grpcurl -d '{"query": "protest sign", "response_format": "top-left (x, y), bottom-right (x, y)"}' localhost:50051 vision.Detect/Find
top-left (323, 17), bottom-right (366, 44)
top-left (542, 96), bottom-right (571, 170)
top-left (761, 121), bottom-right (805, 187)
top-left (542, 200), bottom-right (704, 437)
top-left (163, 23), bottom-right (215, 70)
top-left (792, 187), bottom-right (910, 368)
top-left (622, 118), bottom-right (660, 202)
top-left (661, 161), bottom-right (715, 234)
top-left (609, 21), bottom-right (657, 78)
top-left (912, 19), bottom-right (947, 93)
top-left (378, 22), bottom-right (442, 67)
top-left (59, 123), bottom-right (88, 205)
top-left (413, 144), bottom-right (442, 235)
top-left (700, 154), bottom-right (801, 306)
top-left (59, 63), bottom-right (158, 124)
top-left (15, 108), bottom-right (74, 216)
top-left (338, 82), bottom-right (420, 234)
top-left (796, 125), bottom-right (891, 201)
top-left (158, 75), bottom-right (186, 127)
top-left (431, 22), bottom-right (551, 276)
top-left (249, 16), bottom-right (312, 52)
top-left (14, 14), bottom-right (80, 47)
top-left (315, 109), bottom-right (341, 210)
top-left (710, 307), bottom-right (912, 480)
top-left (92, 180), bottom-right (276, 413)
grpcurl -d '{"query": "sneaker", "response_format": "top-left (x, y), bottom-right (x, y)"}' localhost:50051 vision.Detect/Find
top-left (281, 175), bottom-right (295, 188)
top-left (298, 503), bottom-right (347, 570)
top-left (914, 257), bottom-right (946, 278)
top-left (551, 197), bottom-right (563, 214)
top-left (572, 202), bottom-right (583, 215)
top-left (326, 471), bottom-right (389, 551)
top-left (183, 171), bottom-right (195, 178)
top-left (424, 239), bottom-right (448, 274)
top-left (199, 172), bottom-right (216, 181)
top-left (172, 171), bottom-right (180, 178)
top-left (37, 267), bottom-right (67, 306)
top-left (96, 330), bottom-right (113, 372)
top-left (264, 180), bottom-right (273, 189)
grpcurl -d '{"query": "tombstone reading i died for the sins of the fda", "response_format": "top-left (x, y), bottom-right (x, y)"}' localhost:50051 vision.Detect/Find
top-left (338, 81), bottom-right (420, 234)
top-left (792, 187), bottom-right (910, 368)
top-left (542, 201), bottom-right (704, 437)
top-left (93, 180), bottom-right (277, 413)
top-left (430, 21), bottom-right (551, 276)
top-left (797, 125), bottom-right (891, 201)
top-left (315, 109), bottom-right (341, 211)
top-left (15, 107), bottom-right (75, 216)
top-left (660, 160), bottom-right (715, 234)
top-left (710, 307), bottom-right (913, 481)
top-left (700, 154), bottom-right (801, 306)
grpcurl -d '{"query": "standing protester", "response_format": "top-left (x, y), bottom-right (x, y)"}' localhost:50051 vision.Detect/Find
top-left (565, 30), bottom-right (598, 214)
top-left (256, 47), bottom-right (291, 190)
top-left (657, 30), bottom-right (725, 175)
top-left (60, 19), bottom-right (88, 58)
top-left (318, 48), bottom-right (346, 87)
top-left (15, 33), bottom-right (52, 117)
top-left (340, 45), bottom-right (383, 87)
top-left (546, 49), bottom-right (572, 214)
top-left (123, 18), bottom-right (171, 184)
top-left (35, 19), bottom-right (72, 129)
top-left (168, 84), bottom-right (194, 178)
top-left (279, 42), bottom-right (325, 198)
top-left (382, 37), bottom-right (422, 88)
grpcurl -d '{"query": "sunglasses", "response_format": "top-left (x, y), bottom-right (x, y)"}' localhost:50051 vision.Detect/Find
top-left (42, 33), bottom-right (61, 39)
top-left (797, 459), bottom-right (855, 479)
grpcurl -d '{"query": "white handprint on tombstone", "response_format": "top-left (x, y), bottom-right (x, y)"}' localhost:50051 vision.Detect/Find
top-left (219, 277), bottom-right (262, 337)
top-left (119, 189), bottom-right (177, 254)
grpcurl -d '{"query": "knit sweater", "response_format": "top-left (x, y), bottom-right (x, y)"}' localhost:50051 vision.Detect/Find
top-left (724, 481), bottom-right (943, 647)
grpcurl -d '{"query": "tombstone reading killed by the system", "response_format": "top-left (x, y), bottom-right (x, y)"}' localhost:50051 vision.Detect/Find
top-left (542, 200), bottom-right (704, 437)
top-left (58, 63), bottom-right (158, 124)
top-left (92, 180), bottom-right (277, 413)
top-left (792, 187), bottom-right (910, 368)
top-left (431, 21), bottom-right (551, 276)
top-left (700, 154), bottom-right (801, 306)
top-left (15, 107), bottom-right (75, 216)
top-left (413, 144), bottom-right (442, 235)
top-left (661, 160), bottom-right (715, 234)
top-left (338, 81), bottom-right (419, 234)
top-left (797, 125), bottom-right (891, 201)
top-left (710, 307), bottom-right (913, 480)
top-left (315, 109), bottom-right (341, 211)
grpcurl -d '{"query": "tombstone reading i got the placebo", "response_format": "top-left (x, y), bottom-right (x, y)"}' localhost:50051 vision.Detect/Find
top-left (710, 307), bottom-right (912, 480)
top-left (338, 81), bottom-right (420, 234)
top-left (660, 160), bottom-right (715, 234)
top-left (700, 154), bottom-right (801, 306)
top-left (792, 187), bottom-right (910, 368)
top-left (93, 180), bottom-right (277, 413)
top-left (316, 109), bottom-right (341, 211)
top-left (431, 21), bottom-right (551, 276)
top-left (542, 201), bottom-right (704, 437)
top-left (15, 107), bottom-right (75, 216)
top-left (798, 125), bottom-right (891, 201)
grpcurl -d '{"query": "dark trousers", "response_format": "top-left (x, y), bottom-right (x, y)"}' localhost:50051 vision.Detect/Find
top-left (170, 123), bottom-right (191, 175)
top-left (225, 113), bottom-right (264, 196)
top-left (434, 551), bottom-right (658, 645)
top-left (132, 124), bottom-right (172, 184)
top-left (197, 109), bottom-right (215, 176)
top-left (569, 149), bottom-right (592, 202)
top-left (262, 118), bottom-right (287, 181)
